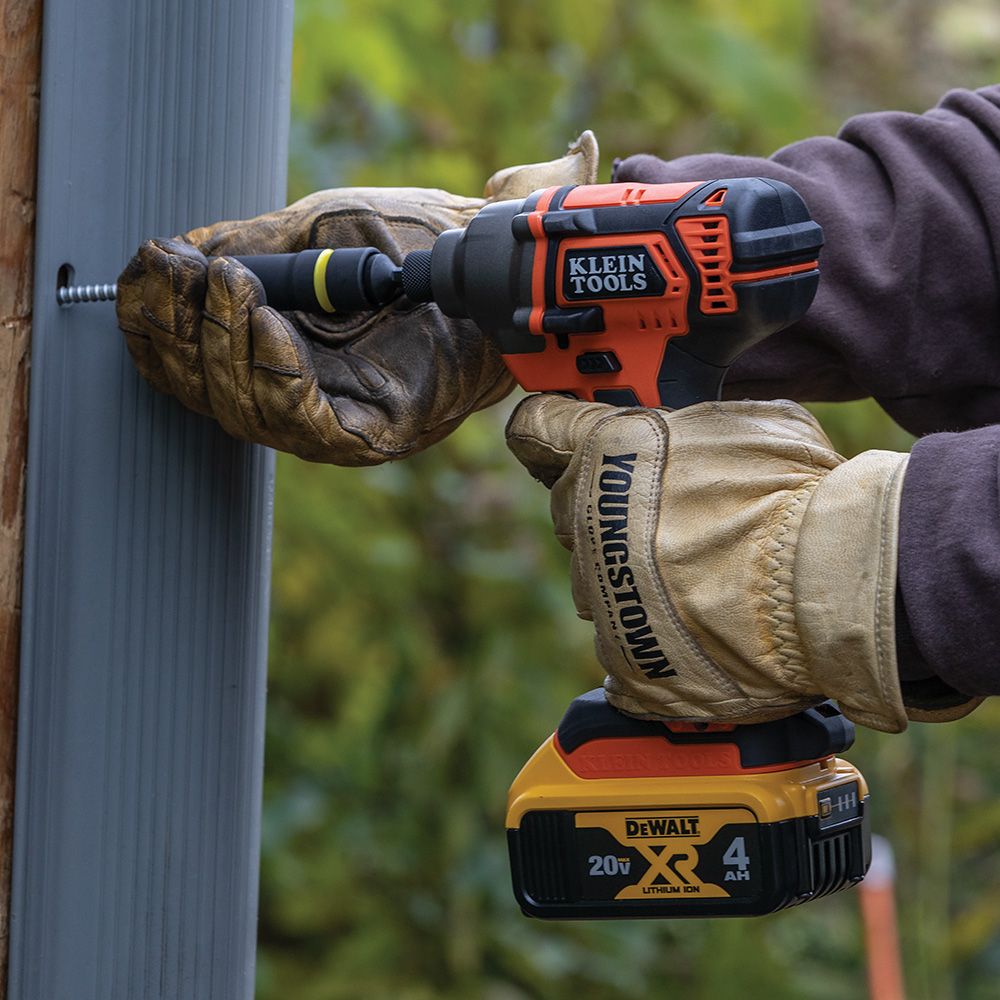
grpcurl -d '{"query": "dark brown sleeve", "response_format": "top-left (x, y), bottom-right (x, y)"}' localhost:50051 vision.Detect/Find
top-left (614, 86), bottom-right (1000, 437)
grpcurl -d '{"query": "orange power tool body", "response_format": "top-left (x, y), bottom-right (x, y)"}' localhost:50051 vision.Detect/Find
top-left (237, 177), bottom-right (822, 408)
top-left (402, 177), bottom-right (822, 407)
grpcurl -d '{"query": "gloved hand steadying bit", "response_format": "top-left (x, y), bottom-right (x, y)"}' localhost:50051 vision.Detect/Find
top-left (115, 132), bottom-right (598, 465)
top-left (506, 394), bottom-right (982, 733)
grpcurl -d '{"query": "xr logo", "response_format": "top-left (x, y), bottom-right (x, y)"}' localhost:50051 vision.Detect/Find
top-left (635, 845), bottom-right (699, 888)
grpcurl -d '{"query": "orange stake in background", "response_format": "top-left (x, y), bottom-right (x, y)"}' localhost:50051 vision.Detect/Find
top-left (860, 835), bottom-right (907, 1000)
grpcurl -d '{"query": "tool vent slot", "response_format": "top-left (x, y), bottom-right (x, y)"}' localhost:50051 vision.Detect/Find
top-left (518, 812), bottom-right (577, 904)
top-left (809, 831), bottom-right (854, 898)
top-left (675, 215), bottom-right (738, 313)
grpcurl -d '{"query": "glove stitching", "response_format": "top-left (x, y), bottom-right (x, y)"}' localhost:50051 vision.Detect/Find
top-left (272, 326), bottom-right (502, 463)
top-left (729, 412), bottom-right (835, 692)
top-left (761, 483), bottom-right (816, 688)
top-left (328, 358), bottom-right (513, 456)
top-left (717, 404), bottom-right (839, 465)
top-left (201, 308), bottom-right (228, 329)
top-left (216, 274), bottom-right (271, 441)
top-left (874, 465), bottom-right (896, 699)
top-left (316, 379), bottom-right (414, 457)
top-left (246, 314), bottom-right (335, 458)
top-left (323, 307), bottom-right (507, 440)
top-left (506, 427), bottom-right (574, 486)
top-left (332, 301), bottom-right (439, 347)
top-left (216, 277), bottom-right (257, 440)
top-left (871, 458), bottom-right (909, 726)
top-left (319, 396), bottom-right (413, 459)
top-left (253, 361), bottom-right (301, 377)
top-left (139, 298), bottom-right (207, 407)
top-left (607, 687), bottom-right (821, 722)
top-left (302, 297), bottom-right (430, 341)
top-left (308, 210), bottom-right (450, 248)
top-left (138, 304), bottom-right (177, 337)
top-left (502, 432), bottom-right (574, 463)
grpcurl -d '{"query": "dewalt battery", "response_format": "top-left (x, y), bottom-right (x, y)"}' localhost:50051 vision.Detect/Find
top-left (506, 690), bottom-right (870, 919)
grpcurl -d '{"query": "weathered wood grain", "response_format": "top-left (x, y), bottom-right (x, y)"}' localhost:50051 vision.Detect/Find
top-left (0, 1), bottom-right (42, 995)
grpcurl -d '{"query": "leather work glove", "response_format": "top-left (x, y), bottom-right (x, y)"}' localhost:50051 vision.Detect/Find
top-left (116, 132), bottom-right (599, 465)
top-left (506, 394), bottom-right (983, 733)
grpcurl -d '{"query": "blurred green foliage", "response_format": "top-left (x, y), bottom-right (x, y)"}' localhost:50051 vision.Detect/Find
top-left (260, 2), bottom-right (1000, 997)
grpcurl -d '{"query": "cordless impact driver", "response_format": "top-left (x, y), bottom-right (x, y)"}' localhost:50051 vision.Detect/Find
top-left (86, 177), bottom-right (872, 917)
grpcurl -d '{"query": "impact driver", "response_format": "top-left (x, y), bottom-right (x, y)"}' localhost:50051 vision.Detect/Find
top-left (78, 177), bottom-right (872, 917)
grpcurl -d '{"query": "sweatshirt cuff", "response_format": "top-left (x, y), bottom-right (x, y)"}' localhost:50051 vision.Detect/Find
top-left (897, 426), bottom-right (1000, 697)
top-left (894, 581), bottom-right (933, 681)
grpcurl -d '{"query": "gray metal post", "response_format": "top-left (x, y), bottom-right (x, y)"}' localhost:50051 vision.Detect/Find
top-left (9, 2), bottom-right (292, 998)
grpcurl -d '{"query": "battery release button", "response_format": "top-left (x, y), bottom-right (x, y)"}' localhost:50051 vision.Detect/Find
top-left (577, 351), bottom-right (622, 375)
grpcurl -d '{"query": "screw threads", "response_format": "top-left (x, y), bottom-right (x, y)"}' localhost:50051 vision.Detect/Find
top-left (57, 283), bottom-right (118, 305)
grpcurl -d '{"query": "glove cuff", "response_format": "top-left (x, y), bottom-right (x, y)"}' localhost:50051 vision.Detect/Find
top-left (795, 450), bottom-right (910, 733)
top-left (483, 130), bottom-right (600, 201)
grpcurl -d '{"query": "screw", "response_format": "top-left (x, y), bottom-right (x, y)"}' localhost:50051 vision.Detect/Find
top-left (57, 283), bottom-right (118, 305)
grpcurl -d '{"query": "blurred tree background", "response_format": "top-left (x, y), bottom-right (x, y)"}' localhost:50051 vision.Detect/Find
top-left (258, 2), bottom-right (1000, 997)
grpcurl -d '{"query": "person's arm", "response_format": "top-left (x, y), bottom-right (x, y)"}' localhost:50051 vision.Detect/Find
top-left (614, 86), bottom-right (1000, 438)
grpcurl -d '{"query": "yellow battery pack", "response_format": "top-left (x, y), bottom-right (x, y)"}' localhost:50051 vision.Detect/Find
top-left (506, 691), bottom-right (870, 919)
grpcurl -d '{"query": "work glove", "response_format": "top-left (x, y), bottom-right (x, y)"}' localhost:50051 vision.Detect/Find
top-left (115, 132), bottom-right (599, 465)
top-left (506, 394), bottom-right (983, 733)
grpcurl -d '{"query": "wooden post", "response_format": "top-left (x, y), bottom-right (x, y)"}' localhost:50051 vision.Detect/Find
top-left (0, 3), bottom-right (42, 996)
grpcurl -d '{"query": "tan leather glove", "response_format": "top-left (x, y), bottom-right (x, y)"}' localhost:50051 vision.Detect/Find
top-left (116, 132), bottom-right (599, 465)
top-left (506, 394), bottom-right (982, 733)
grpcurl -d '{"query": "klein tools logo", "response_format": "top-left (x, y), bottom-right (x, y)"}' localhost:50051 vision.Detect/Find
top-left (562, 245), bottom-right (666, 300)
